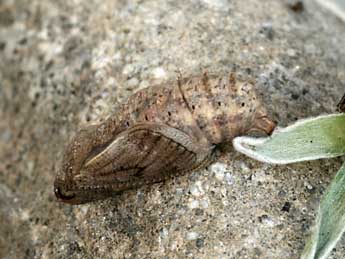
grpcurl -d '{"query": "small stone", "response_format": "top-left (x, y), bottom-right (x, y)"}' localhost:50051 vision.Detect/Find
top-left (160, 227), bottom-right (169, 239)
top-left (240, 162), bottom-right (250, 173)
top-left (151, 67), bottom-right (167, 80)
top-left (186, 231), bottom-right (199, 240)
top-left (189, 181), bottom-right (205, 197)
top-left (200, 199), bottom-right (209, 209)
top-left (188, 200), bottom-right (199, 209)
top-left (196, 238), bottom-right (204, 248)
top-left (287, 48), bottom-right (296, 57)
top-left (304, 181), bottom-right (313, 190)
top-left (122, 64), bottom-right (135, 76)
top-left (258, 214), bottom-right (275, 227)
top-left (259, 22), bottom-right (274, 40)
top-left (127, 77), bottom-right (139, 88)
top-left (210, 162), bottom-right (227, 181)
top-left (138, 80), bottom-right (149, 90)
top-left (20, 209), bottom-right (30, 221)
top-left (201, 0), bottom-right (230, 11)
top-left (224, 173), bottom-right (234, 185)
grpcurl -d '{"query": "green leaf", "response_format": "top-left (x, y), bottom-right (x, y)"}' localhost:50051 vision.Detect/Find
top-left (301, 162), bottom-right (345, 259)
top-left (233, 113), bottom-right (345, 259)
top-left (233, 114), bottom-right (345, 164)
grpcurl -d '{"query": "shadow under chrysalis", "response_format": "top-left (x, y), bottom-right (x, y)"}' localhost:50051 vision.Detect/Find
top-left (54, 72), bottom-right (276, 204)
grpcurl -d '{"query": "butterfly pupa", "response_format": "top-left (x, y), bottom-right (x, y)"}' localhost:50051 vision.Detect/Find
top-left (54, 72), bottom-right (276, 204)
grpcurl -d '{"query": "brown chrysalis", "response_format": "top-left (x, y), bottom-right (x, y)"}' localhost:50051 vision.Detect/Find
top-left (54, 72), bottom-right (276, 204)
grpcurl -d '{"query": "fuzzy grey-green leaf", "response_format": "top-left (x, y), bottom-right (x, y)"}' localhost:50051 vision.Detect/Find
top-left (233, 114), bottom-right (345, 164)
top-left (301, 162), bottom-right (345, 259)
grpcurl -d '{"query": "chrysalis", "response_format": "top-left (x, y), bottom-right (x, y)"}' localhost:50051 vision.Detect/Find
top-left (54, 72), bottom-right (276, 204)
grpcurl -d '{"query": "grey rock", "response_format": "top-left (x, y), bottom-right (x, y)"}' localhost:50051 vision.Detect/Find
top-left (0, 0), bottom-right (344, 258)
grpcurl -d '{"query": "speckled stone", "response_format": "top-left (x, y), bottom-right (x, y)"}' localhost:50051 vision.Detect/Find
top-left (1, 0), bottom-right (345, 258)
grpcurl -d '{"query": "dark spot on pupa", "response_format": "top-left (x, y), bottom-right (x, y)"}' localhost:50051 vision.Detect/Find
top-left (192, 105), bottom-right (195, 110)
top-left (241, 102), bottom-right (245, 107)
top-left (168, 111), bottom-right (171, 116)
top-left (218, 102), bottom-right (221, 106)
top-left (126, 121), bottom-right (130, 127)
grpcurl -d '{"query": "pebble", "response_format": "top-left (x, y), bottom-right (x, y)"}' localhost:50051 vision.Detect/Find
top-left (210, 162), bottom-right (227, 181)
top-left (189, 181), bottom-right (205, 197)
top-left (186, 231), bottom-right (199, 241)
top-left (151, 67), bottom-right (167, 80)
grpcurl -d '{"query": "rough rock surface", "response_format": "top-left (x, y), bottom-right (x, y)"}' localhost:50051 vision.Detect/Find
top-left (1, 0), bottom-right (345, 258)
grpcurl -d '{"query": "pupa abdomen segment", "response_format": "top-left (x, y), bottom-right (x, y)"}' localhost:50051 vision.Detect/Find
top-left (54, 72), bottom-right (276, 204)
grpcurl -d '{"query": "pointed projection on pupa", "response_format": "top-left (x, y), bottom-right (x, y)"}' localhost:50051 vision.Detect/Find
top-left (54, 72), bottom-right (276, 204)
